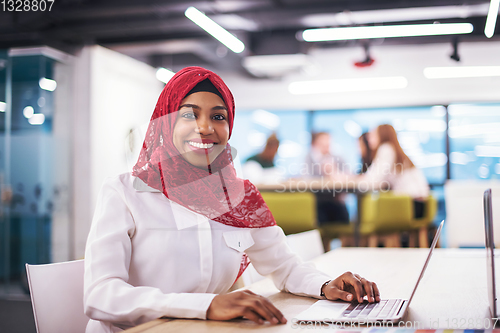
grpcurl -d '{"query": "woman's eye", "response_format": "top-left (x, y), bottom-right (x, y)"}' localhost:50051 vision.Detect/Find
top-left (213, 114), bottom-right (226, 121)
top-left (182, 112), bottom-right (196, 119)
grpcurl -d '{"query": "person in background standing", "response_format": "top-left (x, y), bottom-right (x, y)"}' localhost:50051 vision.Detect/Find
top-left (304, 132), bottom-right (350, 225)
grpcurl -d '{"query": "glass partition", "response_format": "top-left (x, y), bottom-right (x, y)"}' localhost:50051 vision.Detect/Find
top-left (0, 48), bottom-right (73, 297)
top-left (448, 103), bottom-right (500, 180)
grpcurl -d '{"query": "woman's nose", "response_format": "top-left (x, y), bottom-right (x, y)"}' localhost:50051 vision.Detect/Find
top-left (195, 116), bottom-right (214, 135)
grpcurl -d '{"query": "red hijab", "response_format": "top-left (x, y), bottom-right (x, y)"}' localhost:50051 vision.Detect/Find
top-left (132, 66), bottom-right (276, 229)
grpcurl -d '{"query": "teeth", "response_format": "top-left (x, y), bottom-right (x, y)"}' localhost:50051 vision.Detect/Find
top-left (188, 141), bottom-right (214, 149)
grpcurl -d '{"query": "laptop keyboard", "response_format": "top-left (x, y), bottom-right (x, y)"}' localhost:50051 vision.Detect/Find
top-left (342, 299), bottom-right (399, 319)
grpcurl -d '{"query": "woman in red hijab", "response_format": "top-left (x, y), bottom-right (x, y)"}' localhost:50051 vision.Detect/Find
top-left (84, 66), bottom-right (379, 333)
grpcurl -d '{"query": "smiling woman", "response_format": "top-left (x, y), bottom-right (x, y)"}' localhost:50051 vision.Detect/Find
top-left (83, 66), bottom-right (380, 333)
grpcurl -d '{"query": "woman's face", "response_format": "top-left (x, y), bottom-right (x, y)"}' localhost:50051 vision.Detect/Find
top-left (173, 91), bottom-right (229, 168)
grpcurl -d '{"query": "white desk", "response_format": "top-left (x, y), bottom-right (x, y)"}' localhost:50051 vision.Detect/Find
top-left (124, 248), bottom-right (492, 332)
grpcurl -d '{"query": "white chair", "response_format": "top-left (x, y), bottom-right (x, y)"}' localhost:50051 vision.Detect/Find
top-left (239, 229), bottom-right (325, 287)
top-left (25, 259), bottom-right (89, 333)
top-left (286, 229), bottom-right (324, 261)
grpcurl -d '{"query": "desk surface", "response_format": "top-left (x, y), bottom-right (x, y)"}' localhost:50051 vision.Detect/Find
top-left (124, 248), bottom-right (491, 332)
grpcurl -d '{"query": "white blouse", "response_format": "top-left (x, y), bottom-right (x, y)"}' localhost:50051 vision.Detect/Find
top-left (84, 172), bottom-right (331, 333)
top-left (362, 143), bottom-right (429, 199)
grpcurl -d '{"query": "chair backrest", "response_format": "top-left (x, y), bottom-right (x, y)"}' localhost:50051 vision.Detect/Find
top-left (286, 229), bottom-right (324, 261)
top-left (26, 259), bottom-right (88, 333)
top-left (239, 229), bottom-right (324, 287)
top-left (360, 192), bottom-right (413, 234)
top-left (260, 191), bottom-right (317, 235)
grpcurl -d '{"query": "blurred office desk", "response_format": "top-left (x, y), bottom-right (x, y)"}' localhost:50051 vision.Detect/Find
top-left (123, 248), bottom-right (490, 333)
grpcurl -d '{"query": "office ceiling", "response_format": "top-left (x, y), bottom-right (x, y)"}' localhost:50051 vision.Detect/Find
top-left (0, 0), bottom-right (498, 74)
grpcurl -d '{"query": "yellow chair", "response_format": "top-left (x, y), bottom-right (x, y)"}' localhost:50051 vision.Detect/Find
top-left (260, 191), bottom-right (317, 235)
top-left (410, 195), bottom-right (438, 248)
top-left (359, 192), bottom-right (414, 247)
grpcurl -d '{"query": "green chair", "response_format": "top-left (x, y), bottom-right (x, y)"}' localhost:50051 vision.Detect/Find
top-left (359, 192), bottom-right (414, 247)
top-left (410, 194), bottom-right (438, 248)
top-left (260, 191), bottom-right (317, 235)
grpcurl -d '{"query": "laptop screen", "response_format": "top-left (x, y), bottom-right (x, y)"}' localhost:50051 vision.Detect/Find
top-left (407, 220), bottom-right (444, 305)
top-left (484, 188), bottom-right (497, 317)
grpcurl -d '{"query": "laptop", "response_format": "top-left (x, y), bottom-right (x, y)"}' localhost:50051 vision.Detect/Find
top-left (296, 220), bottom-right (444, 324)
top-left (484, 188), bottom-right (498, 318)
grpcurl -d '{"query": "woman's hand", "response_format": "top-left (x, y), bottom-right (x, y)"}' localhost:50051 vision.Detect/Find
top-left (206, 290), bottom-right (287, 325)
top-left (322, 272), bottom-right (380, 303)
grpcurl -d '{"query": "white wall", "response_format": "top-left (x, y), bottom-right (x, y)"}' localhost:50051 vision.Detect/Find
top-left (445, 180), bottom-right (500, 248)
top-left (221, 41), bottom-right (500, 110)
top-left (72, 45), bottom-right (163, 259)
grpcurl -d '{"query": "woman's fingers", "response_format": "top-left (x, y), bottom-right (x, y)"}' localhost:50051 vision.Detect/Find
top-left (207, 291), bottom-right (285, 325)
top-left (326, 272), bottom-right (380, 304)
top-left (373, 282), bottom-right (381, 302)
top-left (242, 308), bottom-right (265, 325)
top-left (343, 272), bottom-right (365, 303)
top-left (327, 287), bottom-right (354, 302)
top-left (259, 295), bottom-right (287, 323)
top-left (244, 298), bottom-right (280, 324)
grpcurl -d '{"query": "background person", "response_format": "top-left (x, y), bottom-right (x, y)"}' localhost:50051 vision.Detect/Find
top-left (83, 67), bottom-right (380, 333)
top-left (304, 132), bottom-right (350, 224)
top-left (358, 132), bottom-right (373, 174)
top-left (242, 133), bottom-right (283, 184)
top-left (359, 124), bottom-right (429, 218)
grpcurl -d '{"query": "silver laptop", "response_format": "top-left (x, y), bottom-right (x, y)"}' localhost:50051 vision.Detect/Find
top-left (484, 189), bottom-right (498, 318)
top-left (296, 220), bottom-right (444, 324)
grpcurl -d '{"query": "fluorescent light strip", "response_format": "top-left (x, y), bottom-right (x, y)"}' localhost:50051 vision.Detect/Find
top-left (424, 66), bottom-right (500, 79)
top-left (39, 77), bottom-right (57, 91)
top-left (475, 145), bottom-right (500, 158)
top-left (288, 76), bottom-right (408, 95)
top-left (28, 113), bottom-right (45, 125)
top-left (302, 23), bottom-right (473, 41)
top-left (185, 6), bottom-right (245, 54)
top-left (156, 68), bottom-right (175, 84)
top-left (485, 0), bottom-right (500, 38)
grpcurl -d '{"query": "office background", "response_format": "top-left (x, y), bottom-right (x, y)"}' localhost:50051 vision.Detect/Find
top-left (0, 2), bottom-right (499, 331)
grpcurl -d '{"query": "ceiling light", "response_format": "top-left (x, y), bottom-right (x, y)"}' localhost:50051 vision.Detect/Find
top-left (242, 54), bottom-right (309, 77)
top-left (301, 23), bottom-right (474, 42)
top-left (23, 106), bottom-right (34, 118)
top-left (0, 102), bottom-right (6, 112)
top-left (39, 77), bottom-right (57, 91)
top-left (301, 4), bottom-right (489, 27)
top-left (156, 68), bottom-right (175, 84)
top-left (424, 66), bottom-right (500, 79)
top-left (251, 109), bottom-right (280, 130)
top-left (28, 113), bottom-right (45, 125)
top-left (185, 6), bottom-right (245, 54)
top-left (485, 0), bottom-right (500, 38)
top-left (475, 145), bottom-right (500, 157)
top-left (288, 76), bottom-right (408, 95)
